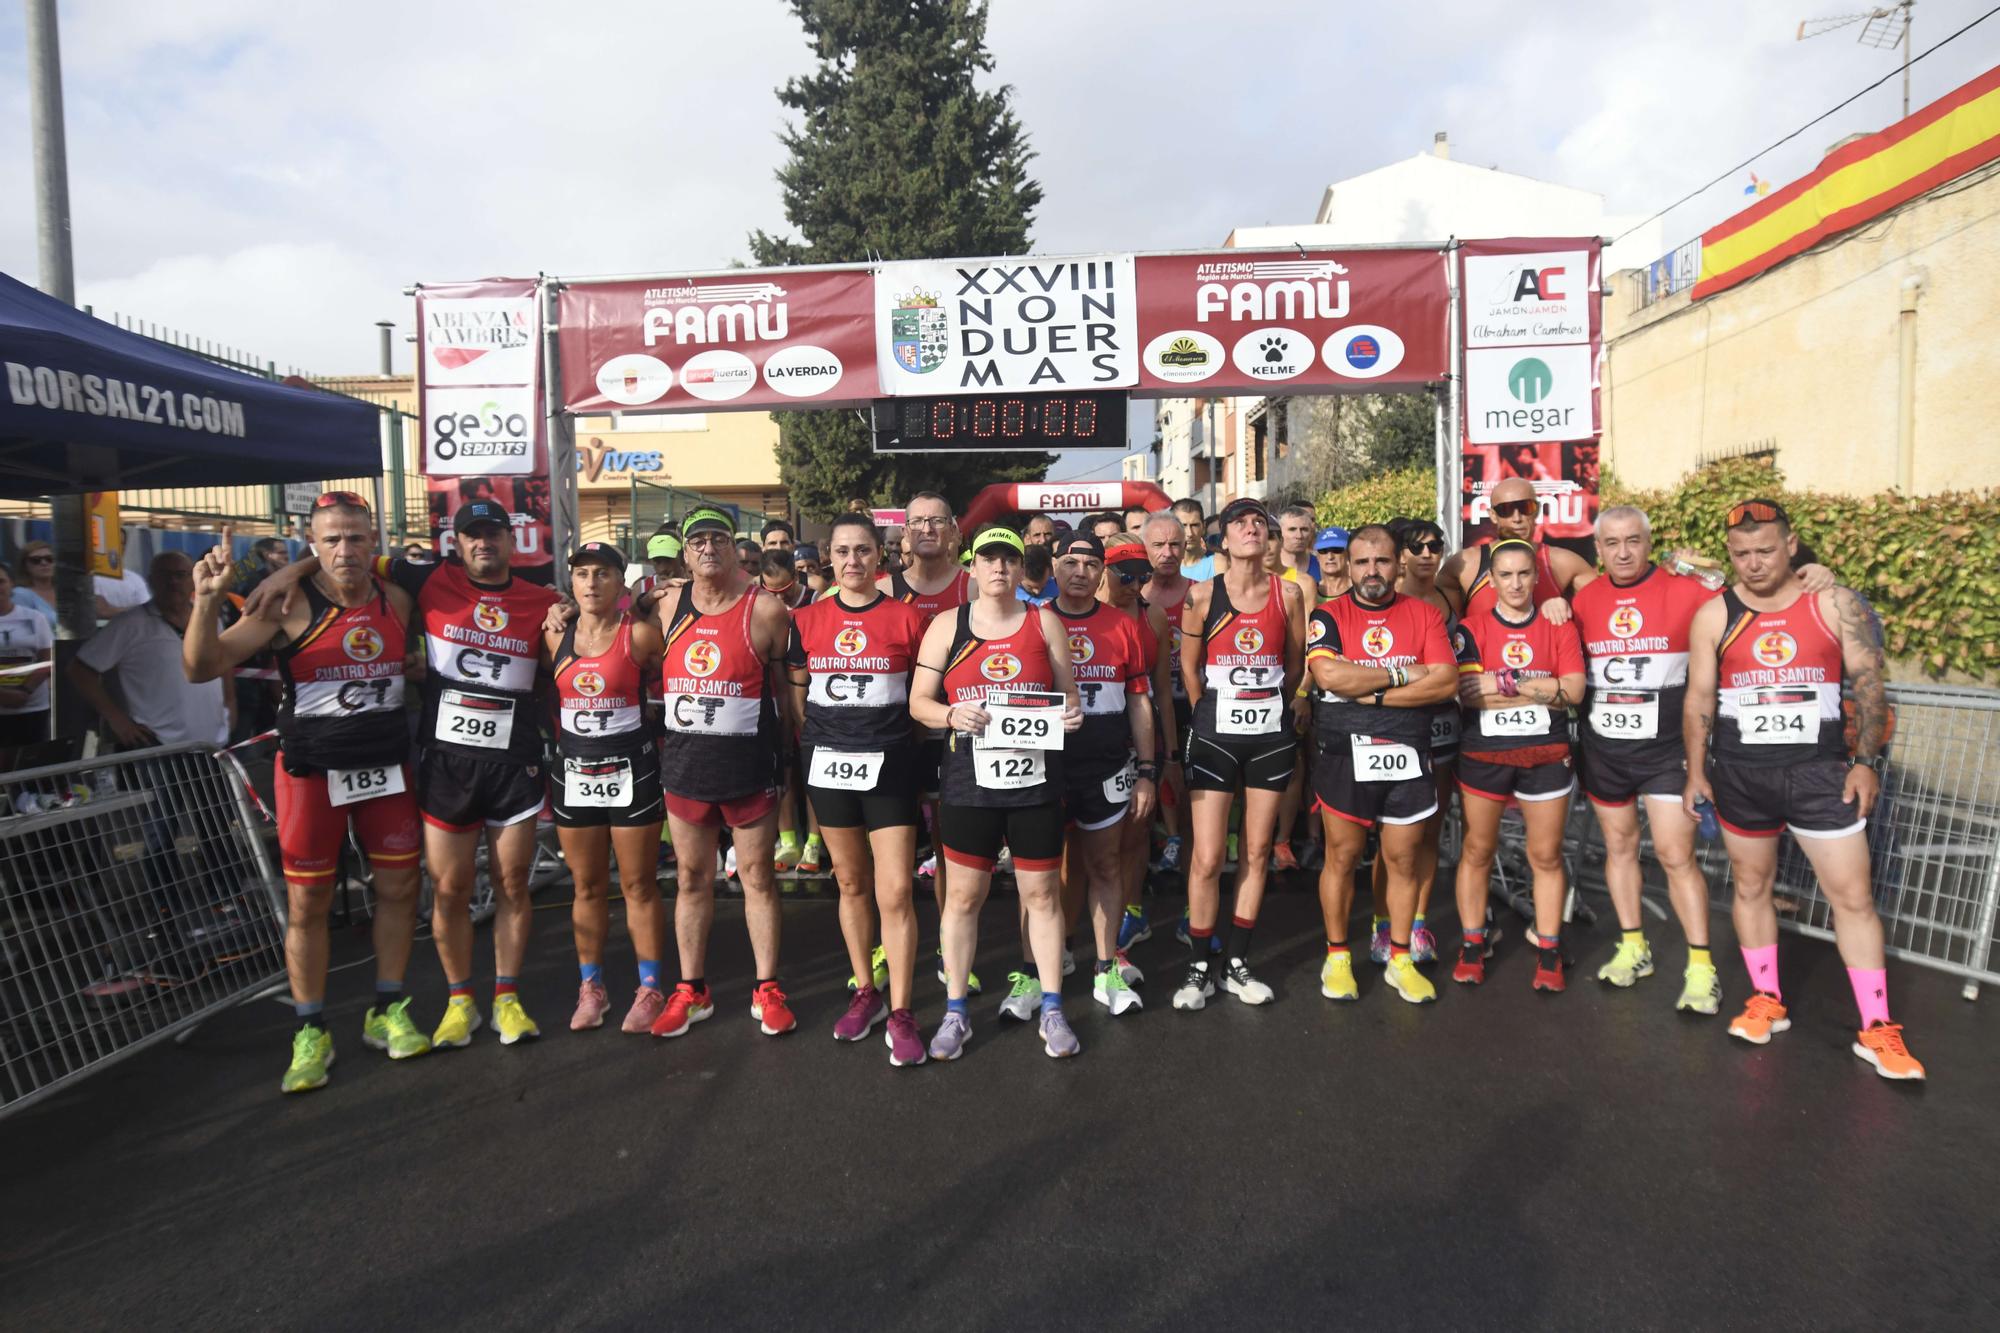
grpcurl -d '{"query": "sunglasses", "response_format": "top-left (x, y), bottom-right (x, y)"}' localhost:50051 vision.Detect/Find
top-left (1110, 565), bottom-right (1152, 586)
top-left (1727, 500), bottom-right (1783, 527)
top-left (1404, 539), bottom-right (1445, 555)
top-left (26, 554), bottom-right (55, 564)
top-left (314, 490), bottom-right (369, 510)
top-left (1490, 499), bottom-right (1537, 518)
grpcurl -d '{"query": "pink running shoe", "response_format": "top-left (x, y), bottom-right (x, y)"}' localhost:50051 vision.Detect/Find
top-left (570, 979), bottom-right (609, 1031)
top-left (884, 1008), bottom-right (926, 1066)
top-left (834, 986), bottom-right (887, 1042)
top-left (620, 986), bottom-right (666, 1034)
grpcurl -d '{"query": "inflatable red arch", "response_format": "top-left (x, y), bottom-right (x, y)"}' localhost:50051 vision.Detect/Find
top-left (958, 480), bottom-right (1171, 534)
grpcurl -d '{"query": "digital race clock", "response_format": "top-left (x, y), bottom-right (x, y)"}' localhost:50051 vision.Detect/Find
top-left (871, 391), bottom-right (1128, 453)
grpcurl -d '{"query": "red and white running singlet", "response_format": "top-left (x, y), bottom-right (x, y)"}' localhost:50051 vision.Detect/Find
top-left (1056, 600), bottom-right (1150, 778)
top-left (788, 592), bottom-right (926, 750)
top-left (887, 566), bottom-right (972, 632)
top-left (1305, 591), bottom-right (1455, 747)
top-left (659, 582), bottom-right (779, 801)
top-left (939, 604), bottom-right (1061, 807)
top-left (276, 579), bottom-right (408, 771)
top-left (1459, 606), bottom-right (1586, 750)
top-left (395, 559), bottom-right (558, 765)
top-left (1714, 588), bottom-right (1846, 764)
top-left (552, 615), bottom-right (648, 756)
top-left (1196, 574), bottom-right (1290, 738)
top-left (1571, 564), bottom-right (1717, 752)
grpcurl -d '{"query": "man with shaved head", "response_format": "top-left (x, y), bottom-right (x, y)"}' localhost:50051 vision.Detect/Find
top-left (1439, 476), bottom-right (1596, 626)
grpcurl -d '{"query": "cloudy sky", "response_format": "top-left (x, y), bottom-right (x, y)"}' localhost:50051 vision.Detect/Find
top-left (3, 0), bottom-right (1993, 392)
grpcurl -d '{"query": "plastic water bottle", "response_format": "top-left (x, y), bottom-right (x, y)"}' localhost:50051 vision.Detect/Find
top-left (1672, 557), bottom-right (1727, 592)
top-left (1694, 797), bottom-right (1721, 841)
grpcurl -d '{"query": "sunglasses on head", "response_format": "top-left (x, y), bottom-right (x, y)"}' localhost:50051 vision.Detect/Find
top-left (1490, 499), bottom-right (1537, 518)
top-left (314, 490), bottom-right (368, 509)
top-left (1404, 538), bottom-right (1445, 555)
top-left (1727, 500), bottom-right (1784, 528)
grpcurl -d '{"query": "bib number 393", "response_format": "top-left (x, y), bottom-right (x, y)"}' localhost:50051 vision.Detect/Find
top-left (1349, 736), bottom-right (1419, 783)
top-left (1740, 695), bottom-right (1817, 744)
top-left (328, 764), bottom-right (405, 808)
top-left (809, 749), bottom-right (884, 792)
top-left (1217, 689), bottom-right (1283, 737)
top-left (438, 688), bottom-right (514, 750)
top-left (975, 750), bottom-right (1046, 791)
top-left (564, 757), bottom-right (632, 809)
top-left (1590, 691), bottom-right (1659, 740)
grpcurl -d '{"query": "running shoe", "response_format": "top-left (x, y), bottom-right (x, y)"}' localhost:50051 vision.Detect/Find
top-left (1271, 842), bottom-right (1299, 872)
top-left (916, 853), bottom-right (937, 881)
top-left (1159, 836), bottom-right (1183, 873)
top-left (494, 994), bottom-right (541, 1045)
top-left (724, 845), bottom-right (738, 880)
top-left (1118, 907), bottom-right (1152, 951)
top-left (1385, 954), bottom-right (1437, 1005)
top-left (1223, 957), bottom-right (1274, 1006)
top-left (928, 1010), bottom-right (971, 1061)
top-left (772, 836), bottom-right (800, 874)
top-left (621, 986), bottom-right (667, 1034)
top-left (1853, 1021), bottom-right (1925, 1080)
top-left (1675, 964), bottom-right (1722, 1016)
top-left (1226, 833), bottom-right (1239, 864)
top-left (362, 998), bottom-right (431, 1060)
top-left (998, 971), bottom-right (1040, 1022)
top-left (834, 986), bottom-right (887, 1041)
top-left (848, 944), bottom-right (890, 992)
top-left (1173, 907), bottom-right (1192, 948)
top-left (1061, 947), bottom-right (1075, 978)
top-left (1411, 925), bottom-right (1438, 964)
top-left (934, 949), bottom-right (983, 995)
top-left (280, 1025), bottom-right (334, 1094)
top-left (1531, 947), bottom-right (1566, 994)
top-left (885, 1008), bottom-right (926, 1066)
top-left (751, 981), bottom-right (797, 1036)
top-left (1094, 966), bottom-right (1143, 1015)
top-left (1039, 1008), bottom-right (1081, 1058)
top-left (1320, 951), bottom-right (1359, 1001)
top-left (1596, 938), bottom-right (1655, 989)
top-left (650, 982), bottom-right (714, 1038)
top-left (431, 996), bottom-right (483, 1049)
top-left (569, 979), bottom-right (610, 1031)
top-left (1453, 943), bottom-right (1488, 986)
top-left (1369, 921), bottom-right (1391, 965)
top-left (1727, 993), bottom-right (1791, 1045)
top-left (1171, 960), bottom-right (1215, 1011)
top-left (1115, 949), bottom-right (1144, 987)
top-left (799, 836), bottom-right (825, 875)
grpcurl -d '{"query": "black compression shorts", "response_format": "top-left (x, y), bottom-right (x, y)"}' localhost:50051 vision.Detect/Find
top-left (803, 742), bottom-right (922, 831)
top-left (419, 748), bottom-right (546, 832)
top-left (1183, 728), bottom-right (1296, 793)
top-left (938, 800), bottom-right (1064, 874)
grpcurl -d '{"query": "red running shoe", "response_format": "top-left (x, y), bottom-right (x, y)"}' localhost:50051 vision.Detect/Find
top-left (1453, 934), bottom-right (1493, 985)
top-left (751, 980), bottom-right (797, 1036)
top-left (1532, 947), bottom-right (1566, 993)
top-left (649, 982), bottom-right (714, 1039)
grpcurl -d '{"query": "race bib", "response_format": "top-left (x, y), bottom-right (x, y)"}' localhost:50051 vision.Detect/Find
top-left (1216, 688), bottom-right (1284, 737)
top-left (327, 764), bottom-right (405, 808)
top-left (1429, 710), bottom-right (1460, 750)
top-left (1350, 735), bottom-right (1420, 782)
top-left (1739, 693), bottom-right (1817, 745)
top-left (1102, 761), bottom-right (1138, 804)
top-left (1482, 703), bottom-right (1550, 737)
top-left (975, 691), bottom-right (1065, 751)
top-left (809, 748), bottom-right (884, 792)
top-left (437, 688), bottom-right (513, 749)
top-left (1590, 691), bottom-right (1660, 740)
top-left (974, 748), bottom-right (1046, 791)
top-left (564, 756), bottom-right (632, 809)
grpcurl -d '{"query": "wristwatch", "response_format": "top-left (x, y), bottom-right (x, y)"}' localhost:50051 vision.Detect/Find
top-left (1851, 754), bottom-right (1886, 774)
top-left (1372, 688), bottom-right (1387, 706)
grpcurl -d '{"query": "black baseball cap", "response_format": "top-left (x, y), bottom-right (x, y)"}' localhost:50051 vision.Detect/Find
top-left (1054, 533), bottom-right (1105, 562)
top-left (454, 499), bottom-right (512, 534)
top-left (569, 541), bottom-right (625, 572)
top-left (793, 544), bottom-right (821, 564)
top-left (1218, 498), bottom-right (1270, 529)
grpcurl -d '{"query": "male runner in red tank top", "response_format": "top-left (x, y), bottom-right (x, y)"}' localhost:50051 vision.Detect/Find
top-left (1440, 475), bottom-right (1595, 625)
top-left (1140, 510), bottom-right (1194, 872)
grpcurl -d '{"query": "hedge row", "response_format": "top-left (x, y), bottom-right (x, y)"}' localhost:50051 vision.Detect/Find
top-left (1311, 459), bottom-right (1999, 680)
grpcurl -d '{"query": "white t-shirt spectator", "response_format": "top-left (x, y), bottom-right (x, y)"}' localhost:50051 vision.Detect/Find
top-left (0, 603), bottom-right (53, 713)
top-left (95, 569), bottom-right (151, 611)
top-left (75, 603), bottom-right (228, 745)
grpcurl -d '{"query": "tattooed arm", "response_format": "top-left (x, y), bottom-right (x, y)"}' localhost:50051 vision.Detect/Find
top-left (1681, 597), bottom-right (1724, 821)
top-left (1830, 586), bottom-right (1888, 817)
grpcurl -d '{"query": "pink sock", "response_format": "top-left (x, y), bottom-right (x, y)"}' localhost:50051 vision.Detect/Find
top-left (1741, 945), bottom-right (1781, 998)
top-left (1848, 968), bottom-right (1890, 1028)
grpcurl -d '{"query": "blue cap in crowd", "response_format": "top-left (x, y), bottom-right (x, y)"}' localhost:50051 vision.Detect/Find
top-left (1314, 526), bottom-right (1350, 552)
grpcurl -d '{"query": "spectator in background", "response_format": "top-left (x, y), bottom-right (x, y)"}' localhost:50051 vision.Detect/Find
top-left (1021, 513), bottom-right (1057, 547)
top-left (1089, 512), bottom-right (1124, 543)
top-left (1315, 527), bottom-right (1351, 599)
top-left (761, 518), bottom-right (796, 552)
top-left (736, 538), bottom-right (763, 576)
top-left (761, 548), bottom-right (812, 610)
top-left (793, 545), bottom-right (830, 598)
top-left (404, 542), bottom-right (432, 561)
top-left (11, 540), bottom-right (58, 625)
top-left (1123, 505), bottom-right (1149, 534)
top-left (1174, 499), bottom-right (1216, 581)
top-left (1017, 543), bottom-right (1057, 608)
top-left (66, 552), bottom-right (232, 748)
top-left (94, 543), bottom-right (152, 619)
top-left (236, 537), bottom-right (291, 593)
top-left (0, 564), bottom-right (54, 750)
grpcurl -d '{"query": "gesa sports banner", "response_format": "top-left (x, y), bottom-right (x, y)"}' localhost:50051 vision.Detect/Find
top-left (559, 268), bottom-right (876, 414)
top-left (1132, 249), bottom-right (1448, 393)
top-left (874, 255), bottom-right (1138, 396)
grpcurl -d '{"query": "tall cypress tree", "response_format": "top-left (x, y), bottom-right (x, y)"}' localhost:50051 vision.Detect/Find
top-left (751, 0), bottom-right (1049, 517)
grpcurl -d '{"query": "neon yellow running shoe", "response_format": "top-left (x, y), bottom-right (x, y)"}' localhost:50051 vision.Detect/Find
top-left (280, 1025), bottom-right (334, 1094)
top-left (493, 993), bottom-right (540, 1045)
top-left (848, 944), bottom-right (890, 992)
top-left (1319, 950), bottom-right (1359, 1002)
top-left (1385, 954), bottom-right (1437, 1005)
top-left (1676, 963), bottom-right (1722, 1015)
top-left (431, 996), bottom-right (483, 1049)
top-left (1596, 938), bottom-right (1655, 988)
top-left (362, 997), bottom-right (432, 1060)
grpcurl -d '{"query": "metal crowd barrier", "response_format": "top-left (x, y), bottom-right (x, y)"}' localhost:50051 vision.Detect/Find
top-left (0, 744), bottom-right (287, 1119)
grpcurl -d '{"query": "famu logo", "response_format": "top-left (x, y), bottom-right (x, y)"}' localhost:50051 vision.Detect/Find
top-left (473, 603), bottom-right (509, 633)
top-left (980, 652), bottom-right (1021, 683)
top-left (1508, 357), bottom-right (1555, 405)
top-left (1068, 631), bottom-right (1095, 665)
top-left (684, 639), bottom-right (722, 677)
top-left (572, 670), bottom-right (605, 698)
top-left (343, 626), bottom-right (384, 662)
top-left (1608, 605), bottom-right (1644, 639)
top-left (1501, 639), bottom-right (1535, 669)
top-left (834, 627), bottom-right (868, 657)
top-left (1233, 627), bottom-right (1265, 656)
top-left (1753, 630), bottom-right (1797, 668)
top-left (1361, 625), bottom-right (1394, 658)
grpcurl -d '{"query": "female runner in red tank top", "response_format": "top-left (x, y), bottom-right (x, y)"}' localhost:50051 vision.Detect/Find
top-left (1100, 533), bottom-right (1174, 971)
top-left (543, 541), bottom-right (667, 1037)
top-left (910, 526), bottom-right (1082, 1062)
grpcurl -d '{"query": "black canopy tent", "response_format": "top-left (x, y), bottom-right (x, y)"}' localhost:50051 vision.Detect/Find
top-left (0, 270), bottom-right (379, 497)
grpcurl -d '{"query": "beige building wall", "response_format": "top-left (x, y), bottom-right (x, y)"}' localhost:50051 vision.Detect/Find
top-left (1602, 169), bottom-right (2000, 495)
top-left (572, 410), bottom-right (787, 544)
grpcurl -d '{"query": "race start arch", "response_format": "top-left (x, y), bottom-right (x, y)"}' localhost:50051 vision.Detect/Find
top-left (958, 480), bottom-right (1171, 535)
top-left (410, 238), bottom-right (1601, 578)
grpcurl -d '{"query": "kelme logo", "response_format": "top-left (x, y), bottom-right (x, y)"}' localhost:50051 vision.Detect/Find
top-left (1507, 357), bottom-right (1554, 405)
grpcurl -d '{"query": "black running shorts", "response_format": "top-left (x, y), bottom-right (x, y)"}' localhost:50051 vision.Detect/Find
top-left (938, 800), bottom-right (1065, 874)
top-left (419, 747), bottom-right (547, 832)
top-left (803, 742), bottom-right (922, 831)
top-left (552, 746), bottom-right (665, 829)
top-left (1183, 728), bottom-right (1296, 793)
top-left (1580, 739), bottom-right (1685, 807)
top-left (1707, 756), bottom-right (1864, 839)
top-left (1458, 753), bottom-right (1574, 804)
top-left (1312, 736), bottom-right (1439, 829)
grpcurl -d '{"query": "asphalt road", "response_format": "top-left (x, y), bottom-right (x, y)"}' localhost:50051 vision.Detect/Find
top-left (3, 880), bottom-right (1995, 1331)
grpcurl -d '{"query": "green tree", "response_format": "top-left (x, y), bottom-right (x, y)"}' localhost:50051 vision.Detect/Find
top-left (751, 0), bottom-right (1051, 517)
top-left (1354, 390), bottom-right (1440, 472)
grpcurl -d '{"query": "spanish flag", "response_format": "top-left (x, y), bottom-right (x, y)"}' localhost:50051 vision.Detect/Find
top-left (1694, 63), bottom-right (2000, 300)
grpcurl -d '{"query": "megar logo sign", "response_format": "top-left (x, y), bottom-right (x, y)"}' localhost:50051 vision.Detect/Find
top-left (1507, 358), bottom-right (1554, 404)
top-left (1465, 344), bottom-right (1590, 443)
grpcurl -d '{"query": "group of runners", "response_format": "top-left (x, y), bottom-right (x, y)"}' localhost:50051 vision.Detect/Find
top-left (186, 474), bottom-right (1926, 1092)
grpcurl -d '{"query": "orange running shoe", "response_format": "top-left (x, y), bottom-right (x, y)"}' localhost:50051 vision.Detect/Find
top-left (1271, 842), bottom-right (1299, 872)
top-left (1853, 1021), bottom-right (1926, 1080)
top-left (649, 982), bottom-right (714, 1039)
top-left (751, 981), bottom-right (797, 1036)
top-left (1727, 993), bottom-right (1791, 1045)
